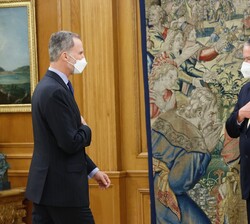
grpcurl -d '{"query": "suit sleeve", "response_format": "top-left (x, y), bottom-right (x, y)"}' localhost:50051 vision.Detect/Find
top-left (225, 89), bottom-right (245, 138)
top-left (86, 154), bottom-right (97, 174)
top-left (45, 89), bottom-right (91, 154)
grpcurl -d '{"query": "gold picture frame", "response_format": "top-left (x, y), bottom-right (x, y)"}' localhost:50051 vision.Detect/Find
top-left (0, 0), bottom-right (37, 112)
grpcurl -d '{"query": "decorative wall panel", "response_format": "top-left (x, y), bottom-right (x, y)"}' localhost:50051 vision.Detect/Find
top-left (141, 0), bottom-right (249, 223)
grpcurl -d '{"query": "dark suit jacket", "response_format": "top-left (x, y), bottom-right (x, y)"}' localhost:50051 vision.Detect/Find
top-left (25, 70), bottom-right (96, 207)
top-left (226, 81), bottom-right (250, 200)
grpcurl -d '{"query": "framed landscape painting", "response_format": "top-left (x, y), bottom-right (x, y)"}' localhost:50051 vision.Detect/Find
top-left (0, 0), bottom-right (37, 112)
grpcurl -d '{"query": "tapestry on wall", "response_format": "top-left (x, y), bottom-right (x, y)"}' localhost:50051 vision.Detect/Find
top-left (140, 0), bottom-right (250, 223)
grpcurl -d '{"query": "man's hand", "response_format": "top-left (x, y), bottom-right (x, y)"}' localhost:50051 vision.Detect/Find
top-left (238, 102), bottom-right (250, 123)
top-left (93, 171), bottom-right (111, 189)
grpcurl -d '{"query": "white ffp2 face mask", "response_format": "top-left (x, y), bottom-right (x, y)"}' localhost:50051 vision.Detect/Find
top-left (241, 61), bottom-right (250, 78)
top-left (73, 58), bottom-right (87, 74)
top-left (68, 54), bottom-right (87, 74)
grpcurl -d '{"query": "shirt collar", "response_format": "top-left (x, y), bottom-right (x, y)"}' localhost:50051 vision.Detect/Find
top-left (48, 67), bottom-right (68, 85)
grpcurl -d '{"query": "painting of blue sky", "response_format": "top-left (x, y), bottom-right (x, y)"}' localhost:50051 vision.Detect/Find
top-left (0, 6), bottom-right (29, 71)
top-left (0, 6), bottom-right (31, 104)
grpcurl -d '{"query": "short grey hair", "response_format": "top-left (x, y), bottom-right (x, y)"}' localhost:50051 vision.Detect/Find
top-left (48, 31), bottom-right (80, 62)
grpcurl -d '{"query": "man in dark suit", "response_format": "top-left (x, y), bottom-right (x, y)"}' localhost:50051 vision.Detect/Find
top-left (25, 31), bottom-right (111, 224)
top-left (226, 39), bottom-right (250, 224)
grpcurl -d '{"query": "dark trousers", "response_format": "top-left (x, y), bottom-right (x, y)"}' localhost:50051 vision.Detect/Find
top-left (247, 198), bottom-right (250, 224)
top-left (32, 203), bottom-right (95, 224)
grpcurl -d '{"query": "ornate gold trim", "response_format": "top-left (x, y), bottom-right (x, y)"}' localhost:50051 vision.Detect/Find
top-left (0, 0), bottom-right (38, 113)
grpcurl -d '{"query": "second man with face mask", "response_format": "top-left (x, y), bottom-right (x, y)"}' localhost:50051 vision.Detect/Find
top-left (226, 38), bottom-right (250, 224)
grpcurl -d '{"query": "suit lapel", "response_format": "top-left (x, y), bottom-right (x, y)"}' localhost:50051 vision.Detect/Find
top-left (46, 71), bottom-right (81, 117)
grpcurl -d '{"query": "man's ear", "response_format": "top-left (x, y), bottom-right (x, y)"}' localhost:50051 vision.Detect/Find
top-left (61, 52), bottom-right (68, 61)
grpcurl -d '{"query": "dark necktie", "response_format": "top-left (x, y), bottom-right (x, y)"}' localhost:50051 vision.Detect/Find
top-left (67, 80), bottom-right (74, 96)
